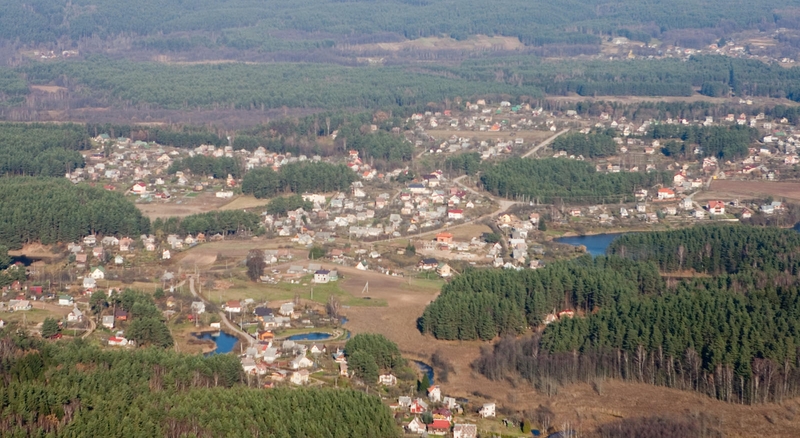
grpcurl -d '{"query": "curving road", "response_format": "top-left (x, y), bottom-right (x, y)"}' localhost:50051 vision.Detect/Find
top-left (188, 276), bottom-right (256, 346)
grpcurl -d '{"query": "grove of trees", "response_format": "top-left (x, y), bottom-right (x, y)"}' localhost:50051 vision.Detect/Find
top-left (552, 131), bottom-right (617, 158)
top-left (168, 155), bottom-right (241, 179)
top-left (479, 158), bottom-right (670, 204)
top-left (242, 162), bottom-right (356, 199)
top-left (151, 210), bottom-right (261, 237)
top-left (0, 177), bottom-right (150, 248)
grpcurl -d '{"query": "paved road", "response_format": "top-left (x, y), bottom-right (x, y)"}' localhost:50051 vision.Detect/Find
top-left (521, 128), bottom-right (570, 158)
top-left (188, 276), bottom-right (256, 346)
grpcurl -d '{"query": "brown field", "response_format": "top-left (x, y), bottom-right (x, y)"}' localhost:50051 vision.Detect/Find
top-left (700, 180), bottom-right (800, 203)
top-left (218, 195), bottom-right (269, 211)
top-left (31, 85), bottom-right (68, 93)
top-left (136, 192), bottom-right (236, 219)
top-left (355, 35), bottom-right (525, 53)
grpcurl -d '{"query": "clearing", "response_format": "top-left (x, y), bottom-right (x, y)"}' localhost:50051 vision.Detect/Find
top-left (699, 180), bottom-right (800, 203)
top-left (136, 193), bottom-right (252, 219)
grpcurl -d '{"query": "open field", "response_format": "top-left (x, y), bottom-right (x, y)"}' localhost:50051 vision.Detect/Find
top-left (135, 192), bottom-right (239, 219)
top-left (699, 180), bottom-right (800, 203)
top-left (426, 129), bottom-right (552, 144)
top-left (355, 35), bottom-right (525, 53)
top-left (218, 195), bottom-right (269, 211)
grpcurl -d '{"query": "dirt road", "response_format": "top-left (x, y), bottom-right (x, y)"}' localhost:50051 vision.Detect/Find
top-left (189, 276), bottom-right (255, 346)
top-left (521, 128), bottom-right (570, 158)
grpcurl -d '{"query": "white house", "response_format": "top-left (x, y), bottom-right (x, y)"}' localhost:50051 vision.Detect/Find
top-left (279, 302), bottom-right (295, 316)
top-left (225, 300), bottom-right (242, 313)
top-left (131, 182), bottom-right (147, 194)
top-left (479, 402), bottom-right (496, 418)
top-left (314, 269), bottom-right (330, 284)
top-left (58, 295), bottom-right (74, 306)
top-left (102, 315), bottom-right (115, 329)
top-left (67, 307), bottom-right (84, 322)
top-left (290, 370), bottom-right (309, 385)
top-left (428, 385), bottom-right (442, 402)
top-left (406, 417), bottom-right (426, 434)
top-left (657, 188), bottom-right (675, 200)
top-left (89, 266), bottom-right (105, 280)
top-left (162, 249), bottom-right (171, 260)
top-left (108, 336), bottom-right (128, 347)
top-left (290, 355), bottom-right (313, 369)
top-left (82, 277), bottom-right (97, 290)
top-left (447, 209), bottom-right (464, 220)
top-left (378, 374), bottom-right (397, 386)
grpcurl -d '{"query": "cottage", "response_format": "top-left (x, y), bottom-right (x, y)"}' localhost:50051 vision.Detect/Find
top-left (406, 417), bottom-right (426, 434)
top-left (67, 307), bottom-right (84, 322)
top-left (410, 398), bottom-right (429, 414)
top-left (8, 300), bottom-right (31, 311)
top-left (419, 258), bottom-right (439, 271)
top-left (82, 277), bottom-right (96, 290)
top-left (225, 300), bottom-right (242, 313)
top-left (378, 374), bottom-right (397, 386)
top-left (453, 424), bottom-right (478, 438)
top-left (479, 402), bottom-right (496, 418)
top-left (707, 200), bottom-right (726, 215)
top-left (89, 266), bottom-right (105, 280)
top-left (290, 370), bottom-right (310, 385)
top-left (657, 188), bottom-right (675, 200)
top-left (114, 309), bottom-right (128, 321)
top-left (428, 419), bottom-right (450, 435)
top-left (108, 336), bottom-right (128, 347)
top-left (58, 295), bottom-right (74, 306)
top-left (290, 355), bottom-right (313, 369)
top-left (102, 315), bottom-right (115, 329)
top-left (437, 263), bottom-right (452, 278)
top-left (83, 235), bottom-right (97, 246)
top-left (436, 232), bottom-right (454, 244)
top-left (447, 209), bottom-right (464, 220)
top-left (279, 302), bottom-right (295, 316)
top-left (314, 269), bottom-right (330, 284)
top-left (428, 385), bottom-right (442, 402)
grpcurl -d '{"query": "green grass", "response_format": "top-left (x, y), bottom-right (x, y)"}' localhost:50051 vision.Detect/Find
top-left (184, 192), bottom-right (200, 198)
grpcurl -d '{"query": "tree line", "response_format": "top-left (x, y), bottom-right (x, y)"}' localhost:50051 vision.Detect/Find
top-left (0, 335), bottom-right (398, 437)
top-left (152, 210), bottom-right (262, 237)
top-left (649, 124), bottom-right (757, 159)
top-left (479, 158), bottom-right (671, 204)
top-left (242, 162), bottom-right (356, 199)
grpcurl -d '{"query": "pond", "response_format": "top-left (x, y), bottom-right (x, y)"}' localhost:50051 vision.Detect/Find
top-left (414, 360), bottom-right (435, 385)
top-left (555, 233), bottom-right (628, 256)
top-left (286, 332), bottom-right (332, 341)
top-left (195, 331), bottom-right (238, 355)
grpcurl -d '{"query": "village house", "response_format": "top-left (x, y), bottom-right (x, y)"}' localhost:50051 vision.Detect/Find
top-left (657, 188), bottom-right (675, 200)
top-left (290, 354), bottom-right (313, 369)
top-left (67, 307), bottom-right (83, 322)
top-left (58, 295), bottom-right (74, 306)
top-left (314, 269), bottom-right (330, 284)
top-left (378, 374), bottom-right (397, 386)
top-left (428, 385), bottom-right (442, 402)
top-left (707, 200), bottom-right (726, 215)
top-left (290, 370), bottom-right (310, 385)
top-left (410, 398), bottom-right (429, 414)
top-left (225, 300), bottom-right (242, 313)
top-left (479, 402), bottom-right (496, 418)
top-left (89, 266), bottom-right (105, 280)
top-left (102, 315), bottom-right (115, 329)
top-left (453, 424), bottom-right (478, 438)
top-left (406, 418), bottom-right (426, 434)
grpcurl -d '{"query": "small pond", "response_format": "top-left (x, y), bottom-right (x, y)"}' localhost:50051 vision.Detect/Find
top-left (287, 332), bottom-right (332, 341)
top-left (414, 360), bottom-right (435, 384)
top-left (555, 233), bottom-right (629, 256)
top-left (195, 331), bottom-right (238, 355)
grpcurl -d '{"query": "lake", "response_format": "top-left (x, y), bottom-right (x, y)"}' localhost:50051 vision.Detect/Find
top-left (195, 331), bottom-right (238, 355)
top-left (287, 332), bottom-right (332, 341)
top-left (414, 360), bottom-right (435, 384)
top-left (555, 233), bottom-right (627, 256)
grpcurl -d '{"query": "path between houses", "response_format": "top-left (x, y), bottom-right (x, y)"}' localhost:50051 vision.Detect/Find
top-left (189, 275), bottom-right (256, 346)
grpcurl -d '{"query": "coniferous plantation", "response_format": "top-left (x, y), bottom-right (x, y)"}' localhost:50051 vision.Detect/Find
top-left (0, 177), bottom-right (150, 248)
top-left (0, 123), bottom-right (88, 176)
top-left (422, 225), bottom-right (800, 404)
top-left (551, 132), bottom-right (617, 158)
top-left (479, 158), bottom-right (670, 204)
top-left (242, 162), bottom-right (357, 199)
top-left (0, 336), bottom-right (398, 437)
top-left (168, 155), bottom-right (242, 179)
